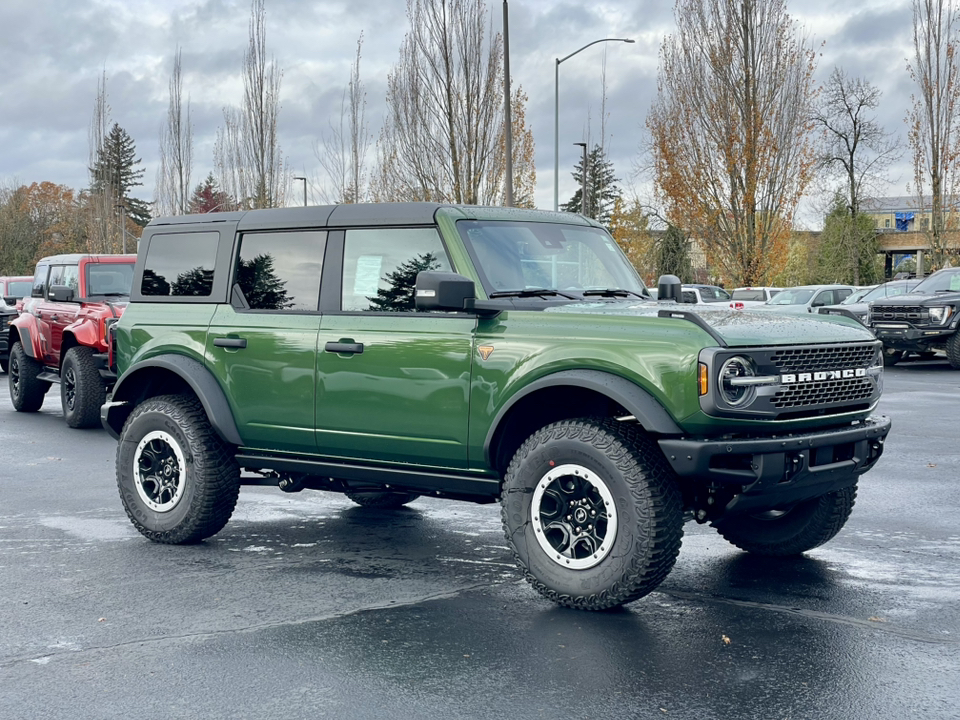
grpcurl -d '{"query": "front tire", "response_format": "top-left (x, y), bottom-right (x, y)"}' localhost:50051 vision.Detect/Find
top-left (344, 490), bottom-right (420, 508)
top-left (947, 333), bottom-right (960, 369)
top-left (882, 347), bottom-right (902, 367)
top-left (60, 346), bottom-right (106, 428)
top-left (117, 394), bottom-right (240, 544)
top-left (501, 418), bottom-right (683, 611)
top-left (713, 484), bottom-right (857, 556)
top-left (8, 341), bottom-right (50, 412)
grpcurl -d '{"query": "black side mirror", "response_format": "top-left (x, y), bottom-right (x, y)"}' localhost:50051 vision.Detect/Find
top-left (657, 275), bottom-right (682, 302)
top-left (415, 272), bottom-right (476, 312)
top-left (49, 285), bottom-right (76, 303)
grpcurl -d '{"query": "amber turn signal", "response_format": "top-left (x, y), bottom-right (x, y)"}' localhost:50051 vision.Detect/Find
top-left (698, 362), bottom-right (709, 396)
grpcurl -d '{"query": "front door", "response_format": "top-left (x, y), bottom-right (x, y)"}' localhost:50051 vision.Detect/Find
top-left (315, 227), bottom-right (474, 469)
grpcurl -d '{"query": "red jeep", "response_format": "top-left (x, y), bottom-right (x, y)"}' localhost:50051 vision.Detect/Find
top-left (7, 254), bottom-right (136, 427)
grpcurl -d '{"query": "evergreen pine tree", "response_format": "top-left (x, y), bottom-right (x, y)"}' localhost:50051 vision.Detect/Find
top-left (656, 225), bottom-right (694, 282)
top-left (368, 253), bottom-right (441, 312)
top-left (91, 123), bottom-right (151, 226)
top-left (561, 145), bottom-right (622, 228)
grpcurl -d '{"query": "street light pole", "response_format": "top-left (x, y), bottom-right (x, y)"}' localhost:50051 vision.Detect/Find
top-left (293, 176), bottom-right (307, 207)
top-left (553, 37), bottom-right (634, 211)
top-left (503, 0), bottom-right (514, 207)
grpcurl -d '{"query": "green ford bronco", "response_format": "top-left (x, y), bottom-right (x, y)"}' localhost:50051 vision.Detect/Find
top-left (102, 203), bottom-right (890, 610)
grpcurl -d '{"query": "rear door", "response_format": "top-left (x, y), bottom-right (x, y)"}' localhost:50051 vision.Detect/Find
top-left (315, 226), bottom-right (475, 469)
top-left (206, 229), bottom-right (326, 454)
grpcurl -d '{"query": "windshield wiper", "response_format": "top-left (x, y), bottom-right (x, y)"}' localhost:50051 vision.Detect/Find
top-left (581, 288), bottom-right (646, 299)
top-left (489, 288), bottom-right (577, 300)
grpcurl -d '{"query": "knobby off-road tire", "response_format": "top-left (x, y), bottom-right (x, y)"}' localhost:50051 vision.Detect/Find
top-left (8, 341), bottom-right (50, 412)
top-left (117, 394), bottom-right (240, 544)
top-left (344, 490), bottom-right (421, 508)
top-left (501, 418), bottom-right (684, 611)
top-left (713, 483), bottom-right (857, 557)
top-left (60, 346), bottom-right (107, 428)
top-left (882, 347), bottom-right (902, 367)
top-left (946, 332), bottom-right (960, 369)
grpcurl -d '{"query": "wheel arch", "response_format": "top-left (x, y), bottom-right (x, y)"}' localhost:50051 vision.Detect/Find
top-left (484, 369), bottom-right (683, 475)
top-left (102, 354), bottom-right (243, 446)
top-left (9, 318), bottom-right (41, 359)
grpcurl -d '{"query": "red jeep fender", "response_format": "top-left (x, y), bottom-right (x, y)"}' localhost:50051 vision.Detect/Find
top-left (62, 316), bottom-right (104, 356)
top-left (9, 313), bottom-right (45, 359)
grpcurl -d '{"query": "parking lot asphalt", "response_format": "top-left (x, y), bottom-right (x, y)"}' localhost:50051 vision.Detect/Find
top-left (1, 360), bottom-right (958, 720)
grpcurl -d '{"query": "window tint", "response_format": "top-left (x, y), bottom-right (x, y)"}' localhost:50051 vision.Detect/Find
top-left (141, 232), bottom-right (219, 297)
top-left (341, 228), bottom-right (451, 312)
top-left (235, 231), bottom-right (326, 311)
top-left (7, 281), bottom-right (32, 297)
top-left (86, 263), bottom-right (134, 296)
top-left (47, 265), bottom-right (66, 292)
top-left (61, 265), bottom-right (80, 292)
top-left (32, 264), bottom-right (49, 298)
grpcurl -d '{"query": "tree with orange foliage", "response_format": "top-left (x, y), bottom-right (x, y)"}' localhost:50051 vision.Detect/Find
top-left (646, 0), bottom-right (818, 286)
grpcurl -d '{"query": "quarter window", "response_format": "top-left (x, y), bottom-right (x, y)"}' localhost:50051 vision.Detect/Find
top-left (141, 232), bottom-right (219, 297)
top-left (235, 231), bottom-right (326, 311)
top-left (341, 228), bottom-right (452, 312)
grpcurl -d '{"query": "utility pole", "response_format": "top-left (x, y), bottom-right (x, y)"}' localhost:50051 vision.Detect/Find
top-left (502, 0), bottom-right (513, 206)
top-left (293, 176), bottom-right (307, 207)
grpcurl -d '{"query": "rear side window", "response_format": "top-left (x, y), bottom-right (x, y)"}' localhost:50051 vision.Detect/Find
top-left (235, 231), bottom-right (326, 311)
top-left (141, 232), bottom-right (219, 297)
top-left (341, 228), bottom-right (452, 312)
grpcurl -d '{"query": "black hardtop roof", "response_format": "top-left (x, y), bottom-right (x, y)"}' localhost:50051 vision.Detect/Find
top-left (145, 202), bottom-right (600, 232)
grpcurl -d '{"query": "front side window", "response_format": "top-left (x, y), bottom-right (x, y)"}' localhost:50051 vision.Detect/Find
top-left (47, 265), bottom-right (66, 293)
top-left (7, 281), bottom-right (32, 297)
top-left (235, 231), bottom-right (326, 311)
top-left (32, 264), bottom-right (50, 298)
top-left (341, 228), bottom-right (452, 312)
top-left (141, 232), bottom-right (219, 297)
top-left (457, 220), bottom-right (644, 296)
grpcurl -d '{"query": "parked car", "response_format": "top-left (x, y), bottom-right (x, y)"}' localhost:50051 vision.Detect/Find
top-left (728, 286), bottom-right (782, 309)
top-left (823, 279), bottom-right (922, 325)
top-left (680, 284), bottom-right (732, 304)
top-left (751, 284), bottom-right (856, 314)
top-left (870, 267), bottom-right (960, 368)
top-left (0, 275), bottom-right (33, 309)
top-left (7, 253), bottom-right (136, 427)
top-left (101, 202), bottom-right (889, 612)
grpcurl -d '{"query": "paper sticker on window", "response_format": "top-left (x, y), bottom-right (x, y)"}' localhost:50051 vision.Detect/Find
top-left (354, 255), bottom-right (383, 296)
top-left (950, 275), bottom-right (960, 292)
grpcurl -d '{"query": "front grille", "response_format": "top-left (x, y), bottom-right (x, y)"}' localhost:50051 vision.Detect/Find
top-left (769, 343), bottom-right (877, 373)
top-left (870, 306), bottom-right (930, 324)
top-left (772, 377), bottom-right (875, 409)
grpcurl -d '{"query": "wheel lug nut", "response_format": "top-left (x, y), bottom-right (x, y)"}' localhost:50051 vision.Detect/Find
top-left (566, 515), bottom-right (572, 521)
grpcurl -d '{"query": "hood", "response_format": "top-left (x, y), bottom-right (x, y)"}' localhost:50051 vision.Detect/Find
top-left (871, 291), bottom-right (960, 307)
top-left (745, 303), bottom-right (811, 314)
top-left (544, 300), bottom-right (874, 347)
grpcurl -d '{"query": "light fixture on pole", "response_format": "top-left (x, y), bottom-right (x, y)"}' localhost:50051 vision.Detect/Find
top-left (554, 38), bottom-right (634, 211)
top-left (573, 142), bottom-right (587, 216)
top-left (293, 176), bottom-right (307, 207)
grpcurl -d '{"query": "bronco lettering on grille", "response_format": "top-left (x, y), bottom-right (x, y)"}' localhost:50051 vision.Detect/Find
top-left (781, 368), bottom-right (867, 384)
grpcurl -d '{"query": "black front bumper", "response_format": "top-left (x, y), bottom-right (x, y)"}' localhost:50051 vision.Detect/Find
top-left (658, 416), bottom-right (891, 515)
top-left (872, 325), bottom-right (952, 351)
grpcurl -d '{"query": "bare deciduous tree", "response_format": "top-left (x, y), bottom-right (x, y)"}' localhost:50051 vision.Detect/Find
top-left (156, 47), bottom-right (193, 216)
top-left (86, 71), bottom-right (120, 253)
top-left (372, 0), bottom-right (510, 205)
top-left (647, 0), bottom-right (819, 286)
top-left (315, 34), bottom-right (372, 204)
top-left (908, 0), bottom-right (960, 268)
top-left (215, 0), bottom-right (286, 210)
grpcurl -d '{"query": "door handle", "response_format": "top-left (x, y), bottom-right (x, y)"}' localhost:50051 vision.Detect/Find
top-left (325, 341), bottom-right (364, 355)
top-left (214, 337), bottom-right (247, 349)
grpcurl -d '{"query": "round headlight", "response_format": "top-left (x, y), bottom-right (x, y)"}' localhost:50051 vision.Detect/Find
top-left (719, 355), bottom-right (757, 407)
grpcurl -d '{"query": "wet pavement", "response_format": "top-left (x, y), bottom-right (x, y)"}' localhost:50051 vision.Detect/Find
top-left (1, 360), bottom-right (958, 719)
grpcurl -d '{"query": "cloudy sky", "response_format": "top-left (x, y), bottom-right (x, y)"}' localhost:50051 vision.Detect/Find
top-left (0, 0), bottom-right (915, 227)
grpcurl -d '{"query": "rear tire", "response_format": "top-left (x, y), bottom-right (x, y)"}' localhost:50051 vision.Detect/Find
top-left (713, 484), bottom-right (857, 556)
top-left (61, 346), bottom-right (106, 428)
top-left (344, 490), bottom-right (420, 508)
top-left (947, 333), bottom-right (960, 369)
top-left (8, 341), bottom-right (50, 412)
top-left (501, 418), bottom-right (683, 611)
top-left (117, 394), bottom-right (240, 544)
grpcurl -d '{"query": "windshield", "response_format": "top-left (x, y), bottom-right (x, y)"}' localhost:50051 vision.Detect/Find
top-left (732, 289), bottom-right (766, 301)
top-left (456, 220), bottom-right (645, 297)
top-left (5, 281), bottom-right (32, 298)
top-left (85, 262), bottom-right (135, 296)
top-left (840, 287), bottom-right (873, 304)
top-left (851, 283), bottom-right (914, 303)
top-left (767, 288), bottom-right (815, 305)
top-left (912, 270), bottom-right (960, 294)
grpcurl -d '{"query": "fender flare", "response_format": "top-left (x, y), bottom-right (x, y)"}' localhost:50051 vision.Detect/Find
top-left (483, 368), bottom-right (684, 464)
top-left (10, 317), bottom-right (42, 359)
top-left (103, 354), bottom-right (243, 446)
top-left (61, 318), bottom-right (101, 356)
